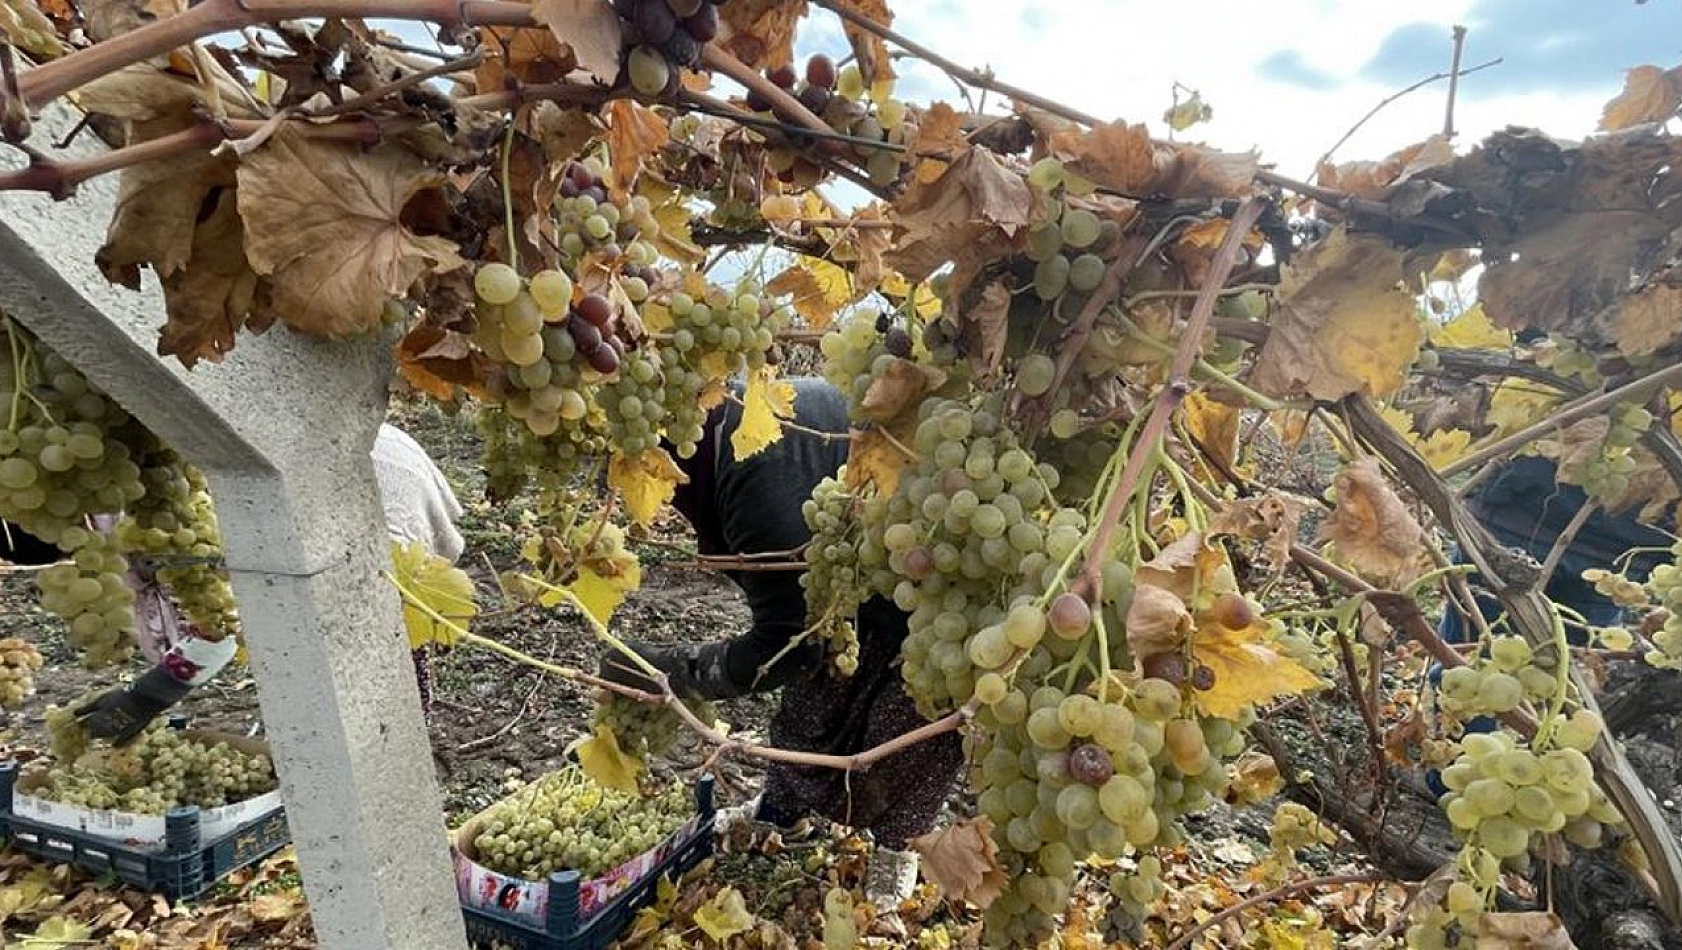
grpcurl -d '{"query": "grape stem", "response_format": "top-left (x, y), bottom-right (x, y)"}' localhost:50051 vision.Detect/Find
top-left (498, 115), bottom-right (518, 270)
top-left (1074, 198), bottom-right (1266, 599)
top-left (1162, 872), bottom-right (1389, 950)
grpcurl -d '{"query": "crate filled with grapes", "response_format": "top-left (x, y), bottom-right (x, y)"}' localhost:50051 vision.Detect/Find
top-left (453, 764), bottom-right (714, 950)
top-left (0, 717), bottom-right (288, 899)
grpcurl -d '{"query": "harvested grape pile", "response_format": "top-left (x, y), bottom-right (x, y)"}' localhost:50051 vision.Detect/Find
top-left (468, 763), bottom-right (693, 881)
top-left (30, 715), bottom-right (276, 815)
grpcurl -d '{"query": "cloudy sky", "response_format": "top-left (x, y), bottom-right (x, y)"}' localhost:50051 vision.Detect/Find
top-left (789, 0), bottom-right (1682, 177)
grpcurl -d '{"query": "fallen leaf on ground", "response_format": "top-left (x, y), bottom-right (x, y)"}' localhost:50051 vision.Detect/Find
top-left (1476, 911), bottom-right (1577, 949)
top-left (693, 886), bottom-right (756, 941)
top-left (908, 817), bottom-right (1007, 908)
top-left (1318, 457), bottom-right (1424, 585)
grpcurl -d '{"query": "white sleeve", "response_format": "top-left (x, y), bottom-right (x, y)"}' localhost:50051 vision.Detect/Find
top-left (371, 424), bottom-right (467, 564)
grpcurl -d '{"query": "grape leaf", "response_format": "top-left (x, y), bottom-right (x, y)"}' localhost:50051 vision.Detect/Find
top-left (718, 0), bottom-right (808, 71)
top-left (249, 891), bottom-right (304, 922)
top-left (148, 187), bottom-right (274, 367)
top-left (1600, 64), bottom-right (1682, 131)
top-left (602, 99), bottom-right (669, 201)
top-left (237, 128), bottom-right (463, 339)
top-left (908, 816), bottom-right (1006, 908)
top-left (859, 358), bottom-right (947, 424)
top-left (1181, 391), bottom-right (1240, 480)
top-left (1318, 457), bottom-right (1425, 586)
top-left (574, 725), bottom-right (643, 792)
top-left (1045, 121), bottom-right (1258, 199)
top-left (389, 540), bottom-right (476, 650)
top-left (1, 0), bottom-right (65, 58)
top-left (1164, 89), bottom-right (1213, 131)
top-left (608, 448), bottom-right (689, 526)
top-left (832, 0), bottom-right (894, 86)
top-left (1248, 227), bottom-right (1423, 402)
top-left (911, 102), bottom-right (965, 184)
top-left (888, 147), bottom-right (1032, 282)
top-left (1225, 751), bottom-right (1283, 806)
top-left (1208, 494), bottom-right (1305, 574)
top-left (1605, 284), bottom-right (1682, 358)
top-left (1124, 583), bottom-right (1192, 659)
top-left (1475, 911), bottom-right (1577, 949)
top-left (551, 565), bottom-right (637, 629)
top-left (846, 424), bottom-right (913, 497)
top-left (1191, 619), bottom-right (1321, 719)
top-left (1376, 406), bottom-right (1471, 473)
top-left (1428, 302), bottom-right (1511, 350)
top-left (732, 365), bottom-right (795, 460)
top-left (1315, 135), bottom-right (1454, 200)
top-left (530, 0), bottom-right (623, 83)
top-left (396, 323), bottom-right (494, 401)
top-left (767, 257), bottom-right (855, 329)
top-left (692, 886), bottom-right (756, 941)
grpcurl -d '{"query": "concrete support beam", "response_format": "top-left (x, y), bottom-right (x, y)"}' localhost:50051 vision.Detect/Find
top-left (0, 100), bottom-right (468, 950)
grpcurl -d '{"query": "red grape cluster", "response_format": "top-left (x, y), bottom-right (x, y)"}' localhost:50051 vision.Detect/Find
top-left (613, 0), bottom-right (726, 95)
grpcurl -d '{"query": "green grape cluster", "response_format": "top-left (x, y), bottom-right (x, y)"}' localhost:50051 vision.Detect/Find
top-left (591, 691), bottom-right (717, 762)
top-left (35, 529), bottom-right (135, 667)
top-left (1100, 854), bottom-right (1164, 935)
top-left (799, 472), bottom-right (865, 675)
top-left (1641, 554), bottom-right (1682, 669)
top-left (33, 721), bottom-right (277, 814)
top-left (0, 636), bottom-right (44, 708)
top-left (117, 446), bottom-right (239, 638)
top-left (1555, 401), bottom-right (1650, 502)
top-left (1531, 335), bottom-right (1602, 386)
top-left (470, 763), bottom-right (691, 880)
top-left (1437, 729), bottom-right (1617, 858)
top-left (1436, 636), bottom-right (1559, 718)
top-left (1023, 161), bottom-right (1124, 293)
top-left (817, 312), bottom-right (902, 416)
top-left (1583, 566), bottom-right (1652, 609)
top-left (1267, 801), bottom-right (1337, 854)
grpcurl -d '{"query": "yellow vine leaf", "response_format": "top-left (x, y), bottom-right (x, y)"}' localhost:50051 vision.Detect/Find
top-left (389, 540), bottom-right (477, 650)
top-left (879, 271), bottom-right (943, 320)
top-left (574, 725), bottom-right (643, 793)
top-left (1191, 620), bottom-right (1321, 720)
top-left (1376, 406), bottom-right (1472, 472)
top-left (1182, 392), bottom-right (1241, 480)
top-left (767, 257), bottom-right (855, 330)
top-left (732, 365), bottom-right (795, 460)
top-left (609, 449), bottom-right (689, 526)
top-left (547, 565), bottom-right (639, 629)
top-left (1600, 64), bottom-right (1682, 131)
top-left (16, 916), bottom-right (93, 950)
top-left (692, 886), bottom-right (756, 941)
top-left (1485, 380), bottom-right (1560, 440)
top-left (1429, 303), bottom-right (1511, 350)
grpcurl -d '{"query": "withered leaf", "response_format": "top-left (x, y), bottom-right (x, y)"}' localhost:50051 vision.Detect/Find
top-left (907, 817), bottom-right (1006, 908)
top-left (1475, 911), bottom-right (1577, 949)
top-left (601, 99), bottom-right (668, 200)
top-left (1315, 135), bottom-right (1455, 199)
top-left (1600, 64), bottom-right (1682, 131)
top-left (397, 323), bottom-right (492, 400)
top-left (858, 358), bottom-right (947, 424)
top-left (832, 0), bottom-right (894, 86)
top-left (476, 23), bottom-right (577, 90)
top-left (1248, 226), bottom-right (1423, 401)
top-left (1208, 493), bottom-right (1307, 573)
top-left (152, 187), bottom-right (274, 367)
top-left (1319, 457), bottom-right (1424, 585)
top-left (530, 0), bottom-right (623, 84)
top-left (911, 102), bottom-right (965, 184)
top-left (718, 0), bottom-right (808, 71)
top-left (1125, 583), bottom-right (1192, 658)
top-left (959, 280), bottom-right (1011, 375)
top-left (237, 127), bottom-right (463, 339)
top-left (1603, 283), bottom-right (1682, 358)
top-left (888, 148), bottom-right (1031, 281)
top-left (1, 0), bottom-right (65, 58)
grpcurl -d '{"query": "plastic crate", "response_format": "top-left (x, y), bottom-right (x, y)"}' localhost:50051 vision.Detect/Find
top-left (457, 775), bottom-right (715, 950)
top-left (0, 760), bottom-right (290, 900)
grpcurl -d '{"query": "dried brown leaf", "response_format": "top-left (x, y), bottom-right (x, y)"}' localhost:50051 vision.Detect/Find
top-left (1600, 64), bottom-right (1682, 131)
top-left (858, 358), bottom-right (947, 424)
top-left (1125, 583), bottom-right (1192, 658)
top-left (1604, 283), bottom-right (1682, 358)
top-left (1208, 493), bottom-right (1306, 573)
top-left (530, 0), bottom-right (623, 83)
top-left (888, 148), bottom-right (1031, 281)
top-left (845, 420), bottom-right (915, 497)
top-left (908, 817), bottom-right (1007, 908)
top-left (1048, 120), bottom-right (1158, 193)
top-left (1475, 911), bottom-right (1577, 949)
top-left (602, 99), bottom-right (669, 200)
top-left (476, 23), bottom-right (577, 90)
top-left (1248, 227), bottom-right (1423, 401)
top-left (1316, 135), bottom-right (1455, 199)
top-left (911, 102), bottom-right (965, 184)
top-left (718, 0), bottom-right (808, 71)
top-left (237, 128), bottom-right (463, 339)
top-left (1319, 457), bottom-right (1424, 585)
top-left (833, 0), bottom-right (894, 85)
top-left (151, 188), bottom-right (273, 367)
top-left (397, 323), bottom-right (492, 400)
top-left (960, 280), bottom-right (1011, 375)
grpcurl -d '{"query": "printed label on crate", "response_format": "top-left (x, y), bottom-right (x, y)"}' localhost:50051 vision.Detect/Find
top-left (453, 814), bottom-right (702, 926)
top-left (10, 789), bottom-right (284, 847)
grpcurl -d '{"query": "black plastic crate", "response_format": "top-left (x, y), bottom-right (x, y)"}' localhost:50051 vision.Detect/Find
top-left (457, 775), bottom-right (715, 950)
top-left (0, 760), bottom-right (291, 900)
